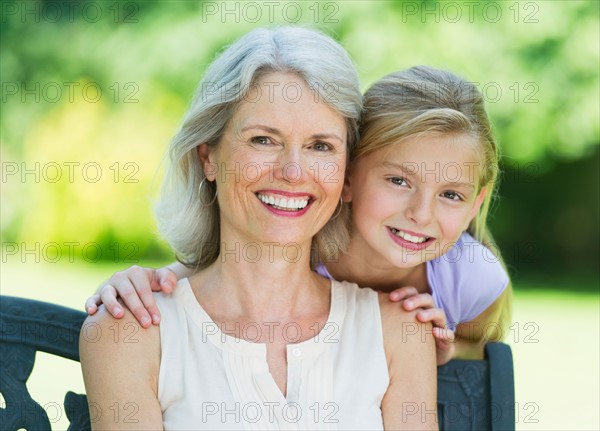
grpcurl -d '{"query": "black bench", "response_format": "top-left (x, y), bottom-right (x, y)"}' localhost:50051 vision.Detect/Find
top-left (0, 295), bottom-right (515, 430)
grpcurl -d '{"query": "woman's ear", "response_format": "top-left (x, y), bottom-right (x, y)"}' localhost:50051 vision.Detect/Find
top-left (197, 144), bottom-right (217, 181)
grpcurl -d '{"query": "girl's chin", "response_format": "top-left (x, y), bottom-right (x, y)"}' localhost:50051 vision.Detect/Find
top-left (391, 245), bottom-right (443, 267)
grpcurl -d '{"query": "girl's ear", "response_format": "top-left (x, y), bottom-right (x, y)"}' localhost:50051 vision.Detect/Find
top-left (197, 144), bottom-right (217, 181)
top-left (468, 187), bottom-right (487, 222)
top-left (341, 168), bottom-right (353, 202)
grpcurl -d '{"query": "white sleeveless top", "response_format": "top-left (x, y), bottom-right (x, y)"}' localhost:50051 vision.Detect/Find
top-left (155, 278), bottom-right (389, 430)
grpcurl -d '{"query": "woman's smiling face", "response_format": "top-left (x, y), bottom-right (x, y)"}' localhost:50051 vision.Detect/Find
top-left (344, 132), bottom-right (487, 269)
top-left (201, 71), bottom-right (348, 249)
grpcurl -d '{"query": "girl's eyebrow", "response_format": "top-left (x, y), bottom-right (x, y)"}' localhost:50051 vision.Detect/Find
top-left (381, 160), bottom-right (417, 176)
top-left (381, 160), bottom-right (476, 190)
top-left (241, 124), bottom-right (343, 143)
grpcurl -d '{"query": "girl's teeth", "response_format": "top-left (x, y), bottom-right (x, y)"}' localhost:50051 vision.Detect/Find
top-left (391, 228), bottom-right (428, 244)
top-left (257, 194), bottom-right (309, 210)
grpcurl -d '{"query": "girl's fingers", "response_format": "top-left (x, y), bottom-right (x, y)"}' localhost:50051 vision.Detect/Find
top-left (389, 286), bottom-right (419, 302)
top-left (98, 284), bottom-right (125, 319)
top-left (417, 308), bottom-right (448, 329)
top-left (434, 331), bottom-right (456, 365)
top-left (433, 327), bottom-right (456, 365)
top-left (403, 293), bottom-right (435, 311)
top-left (433, 326), bottom-right (455, 343)
top-left (103, 280), bottom-right (152, 328)
top-left (129, 268), bottom-right (162, 324)
top-left (156, 267), bottom-right (178, 293)
top-left (84, 294), bottom-right (101, 315)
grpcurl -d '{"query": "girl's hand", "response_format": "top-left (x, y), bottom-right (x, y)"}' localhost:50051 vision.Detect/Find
top-left (389, 286), bottom-right (456, 365)
top-left (84, 265), bottom-right (178, 328)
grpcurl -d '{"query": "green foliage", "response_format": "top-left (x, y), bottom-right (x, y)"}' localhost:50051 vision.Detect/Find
top-left (1, 1), bottom-right (598, 272)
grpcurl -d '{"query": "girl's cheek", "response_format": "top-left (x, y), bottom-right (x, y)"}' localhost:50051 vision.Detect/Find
top-left (442, 211), bottom-right (472, 239)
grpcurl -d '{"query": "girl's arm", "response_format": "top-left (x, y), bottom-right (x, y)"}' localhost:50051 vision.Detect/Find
top-left (389, 272), bottom-right (512, 363)
top-left (379, 294), bottom-right (438, 430)
top-left (389, 286), bottom-right (456, 365)
top-left (85, 263), bottom-right (190, 327)
top-left (79, 304), bottom-right (162, 430)
top-left (453, 286), bottom-right (512, 359)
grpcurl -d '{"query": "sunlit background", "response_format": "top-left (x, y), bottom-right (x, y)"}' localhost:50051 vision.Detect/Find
top-left (1, 1), bottom-right (598, 430)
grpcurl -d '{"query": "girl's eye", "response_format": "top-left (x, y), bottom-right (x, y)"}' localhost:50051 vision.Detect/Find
top-left (442, 191), bottom-right (462, 201)
top-left (251, 136), bottom-right (272, 145)
top-left (313, 142), bottom-right (333, 152)
top-left (388, 177), bottom-right (407, 186)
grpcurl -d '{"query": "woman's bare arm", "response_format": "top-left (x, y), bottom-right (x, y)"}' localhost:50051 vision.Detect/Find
top-left (80, 303), bottom-right (163, 430)
top-left (379, 294), bottom-right (438, 430)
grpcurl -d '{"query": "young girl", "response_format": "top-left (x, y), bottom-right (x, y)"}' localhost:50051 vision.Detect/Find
top-left (87, 65), bottom-right (511, 365)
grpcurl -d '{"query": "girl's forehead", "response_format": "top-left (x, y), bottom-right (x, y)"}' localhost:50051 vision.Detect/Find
top-left (377, 132), bottom-right (482, 163)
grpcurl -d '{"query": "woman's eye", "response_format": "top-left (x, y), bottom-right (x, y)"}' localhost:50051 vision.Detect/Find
top-left (442, 191), bottom-right (462, 201)
top-left (313, 142), bottom-right (332, 152)
top-left (251, 136), bottom-right (271, 145)
top-left (388, 177), bottom-right (407, 186)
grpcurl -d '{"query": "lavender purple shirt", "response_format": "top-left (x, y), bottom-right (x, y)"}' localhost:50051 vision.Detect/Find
top-left (315, 232), bottom-right (509, 331)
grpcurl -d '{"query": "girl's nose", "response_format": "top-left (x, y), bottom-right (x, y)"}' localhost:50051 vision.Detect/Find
top-left (405, 193), bottom-right (434, 226)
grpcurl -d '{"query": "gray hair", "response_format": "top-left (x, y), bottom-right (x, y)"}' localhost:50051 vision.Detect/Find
top-left (155, 26), bottom-right (362, 269)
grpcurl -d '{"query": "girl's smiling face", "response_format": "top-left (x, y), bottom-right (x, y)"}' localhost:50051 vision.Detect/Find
top-left (344, 132), bottom-right (487, 269)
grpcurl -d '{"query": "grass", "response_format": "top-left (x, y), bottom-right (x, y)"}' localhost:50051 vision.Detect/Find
top-left (1, 260), bottom-right (598, 430)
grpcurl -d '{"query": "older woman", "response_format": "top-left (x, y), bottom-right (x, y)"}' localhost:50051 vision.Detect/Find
top-left (80, 27), bottom-right (436, 430)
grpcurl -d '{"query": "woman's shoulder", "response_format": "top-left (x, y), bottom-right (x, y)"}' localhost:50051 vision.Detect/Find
top-left (377, 292), bottom-right (434, 365)
top-left (377, 292), bottom-right (425, 329)
top-left (79, 301), bottom-right (161, 383)
top-left (331, 279), bottom-right (381, 313)
top-left (81, 302), bottom-right (160, 350)
top-left (153, 277), bottom-right (193, 312)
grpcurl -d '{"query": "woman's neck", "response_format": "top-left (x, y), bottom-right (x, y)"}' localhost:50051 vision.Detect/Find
top-left (189, 239), bottom-right (330, 323)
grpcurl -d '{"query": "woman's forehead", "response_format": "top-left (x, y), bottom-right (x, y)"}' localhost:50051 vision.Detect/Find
top-left (228, 73), bottom-right (347, 138)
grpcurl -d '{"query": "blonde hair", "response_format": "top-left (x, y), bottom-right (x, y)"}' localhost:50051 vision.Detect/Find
top-left (155, 27), bottom-right (362, 269)
top-left (357, 65), bottom-right (512, 330)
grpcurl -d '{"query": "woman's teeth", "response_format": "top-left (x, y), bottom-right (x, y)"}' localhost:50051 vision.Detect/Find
top-left (390, 228), bottom-right (429, 244)
top-left (257, 193), bottom-right (309, 211)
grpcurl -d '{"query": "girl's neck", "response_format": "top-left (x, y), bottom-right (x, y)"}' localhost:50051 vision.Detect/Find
top-left (326, 236), bottom-right (430, 294)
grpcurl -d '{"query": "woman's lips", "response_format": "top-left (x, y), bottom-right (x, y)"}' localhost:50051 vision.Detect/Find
top-left (256, 191), bottom-right (314, 217)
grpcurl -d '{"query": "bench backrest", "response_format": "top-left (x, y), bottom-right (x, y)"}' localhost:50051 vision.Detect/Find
top-left (0, 295), bottom-right (515, 430)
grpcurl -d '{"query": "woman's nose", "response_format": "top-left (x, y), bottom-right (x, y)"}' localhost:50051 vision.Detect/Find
top-left (274, 146), bottom-right (309, 183)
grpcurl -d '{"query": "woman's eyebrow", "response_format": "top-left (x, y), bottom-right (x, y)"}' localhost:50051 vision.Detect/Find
top-left (241, 124), bottom-right (281, 135)
top-left (311, 133), bottom-right (343, 143)
top-left (241, 124), bottom-right (343, 143)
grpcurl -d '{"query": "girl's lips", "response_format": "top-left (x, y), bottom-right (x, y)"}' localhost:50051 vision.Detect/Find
top-left (394, 228), bottom-right (430, 238)
top-left (386, 226), bottom-right (436, 251)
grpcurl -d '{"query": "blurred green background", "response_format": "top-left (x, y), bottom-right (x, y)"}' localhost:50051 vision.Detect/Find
top-left (1, 1), bottom-right (598, 430)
